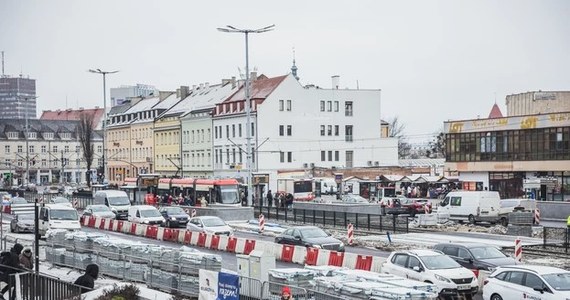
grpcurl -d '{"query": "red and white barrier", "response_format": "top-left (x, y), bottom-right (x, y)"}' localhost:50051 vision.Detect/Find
top-left (347, 223), bottom-right (354, 245)
top-left (371, 256), bottom-right (386, 273)
top-left (515, 238), bottom-right (522, 262)
top-left (424, 203), bottom-right (430, 214)
top-left (191, 209), bottom-right (197, 218)
top-left (259, 214), bottom-right (265, 233)
top-left (534, 209), bottom-right (540, 225)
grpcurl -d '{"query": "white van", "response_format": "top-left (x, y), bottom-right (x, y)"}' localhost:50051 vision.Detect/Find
top-left (39, 204), bottom-right (81, 237)
top-left (93, 190), bottom-right (131, 220)
top-left (438, 191), bottom-right (508, 225)
top-left (128, 205), bottom-right (164, 226)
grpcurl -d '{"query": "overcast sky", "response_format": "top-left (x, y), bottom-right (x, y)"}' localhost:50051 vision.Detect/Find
top-left (1, 0), bottom-right (569, 145)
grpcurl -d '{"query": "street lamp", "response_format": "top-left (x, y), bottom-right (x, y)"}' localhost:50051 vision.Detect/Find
top-left (217, 24), bottom-right (275, 207)
top-left (88, 69), bottom-right (118, 184)
top-left (18, 95), bottom-right (38, 186)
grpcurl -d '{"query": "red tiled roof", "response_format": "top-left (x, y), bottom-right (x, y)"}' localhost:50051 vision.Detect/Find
top-left (488, 104), bottom-right (503, 119)
top-left (40, 108), bottom-right (105, 125)
top-left (224, 75), bottom-right (287, 103)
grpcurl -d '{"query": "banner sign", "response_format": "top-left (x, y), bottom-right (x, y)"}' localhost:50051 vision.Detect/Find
top-left (199, 270), bottom-right (240, 300)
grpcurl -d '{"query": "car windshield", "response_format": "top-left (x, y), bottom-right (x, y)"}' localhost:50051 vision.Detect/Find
top-left (470, 247), bottom-right (507, 259)
top-left (50, 209), bottom-right (78, 221)
top-left (91, 206), bottom-right (110, 212)
top-left (421, 255), bottom-right (461, 270)
top-left (164, 207), bottom-right (184, 214)
top-left (301, 227), bottom-right (329, 238)
top-left (500, 200), bottom-right (518, 208)
top-left (543, 273), bottom-right (570, 291)
top-left (18, 214), bottom-right (34, 220)
top-left (202, 218), bottom-right (226, 227)
top-left (220, 188), bottom-right (239, 204)
top-left (140, 209), bottom-right (161, 218)
top-left (53, 198), bottom-right (69, 204)
top-left (108, 196), bottom-right (130, 206)
top-left (11, 198), bottom-right (27, 204)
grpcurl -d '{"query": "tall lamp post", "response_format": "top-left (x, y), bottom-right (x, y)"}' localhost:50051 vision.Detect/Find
top-left (88, 69), bottom-right (118, 184)
top-left (18, 95), bottom-right (38, 186)
top-left (217, 24), bottom-right (275, 207)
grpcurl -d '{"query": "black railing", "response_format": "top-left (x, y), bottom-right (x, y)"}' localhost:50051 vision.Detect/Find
top-left (8, 271), bottom-right (84, 300)
top-left (254, 205), bottom-right (410, 234)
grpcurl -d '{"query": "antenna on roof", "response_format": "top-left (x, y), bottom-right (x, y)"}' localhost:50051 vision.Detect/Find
top-left (1, 51), bottom-right (4, 77)
top-left (494, 92), bottom-right (497, 105)
top-left (237, 67), bottom-right (245, 80)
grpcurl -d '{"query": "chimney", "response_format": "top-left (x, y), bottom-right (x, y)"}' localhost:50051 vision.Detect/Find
top-left (192, 85), bottom-right (197, 92)
top-left (176, 88), bottom-right (181, 98)
top-left (205, 82), bottom-right (209, 89)
top-left (199, 83), bottom-right (204, 90)
top-left (180, 85), bottom-right (190, 99)
top-left (231, 76), bottom-right (236, 88)
top-left (332, 75), bottom-right (340, 89)
top-left (250, 71), bottom-right (258, 81)
top-left (159, 91), bottom-right (174, 101)
top-left (222, 79), bottom-right (230, 86)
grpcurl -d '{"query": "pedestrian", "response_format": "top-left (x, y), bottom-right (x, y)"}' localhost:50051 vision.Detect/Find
top-left (0, 243), bottom-right (24, 300)
top-left (281, 286), bottom-right (293, 300)
top-left (19, 248), bottom-right (33, 270)
top-left (73, 264), bottom-right (99, 294)
top-left (267, 190), bottom-right (273, 208)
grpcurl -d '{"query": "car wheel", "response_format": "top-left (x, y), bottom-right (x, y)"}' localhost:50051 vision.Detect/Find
top-left (468, 214), bottom-right (476, 224)
top-left (490, 294), bottom-right (503, 300)
top-left (14, 226), bottom-right (19, 234)
top-left (10, 224), bottom-right (14, 233)
top-left (500, 217), bottom-right (508, 227)
top-left (166, 220), bottom-right (171, 228)
top-left (410, 210), bottom-right (416, 217)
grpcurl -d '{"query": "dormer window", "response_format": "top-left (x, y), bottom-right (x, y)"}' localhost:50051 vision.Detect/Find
top-left (6, 132), bottom-right (18, 139)
top-left (60, 132), bottom-right (71, 139)
top-left (28, 132), bottom-right (37, 139)
top-left (43, 132), bottom-right (54, 140)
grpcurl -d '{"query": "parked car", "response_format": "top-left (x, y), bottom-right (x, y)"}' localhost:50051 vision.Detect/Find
top-left (483, 265), bottom-right (570, 300)
top-left (401, 198), bottom-right (432, 216)
top-left (38, 204), bottom-right (81, 237)
top-left (82, 205), bottom-right (116, 219)
top-left (385, 198), bottom-right (414, 215)
top-left (46, 186), bottom-right (60, 194)
top-left (439, 191), bottom-right (507, 225)
top-left (433, 243), bottom-right (517, 272)
top-left (10, 213), bottom-right (35, 233)
top-left (187, 216), bottom-right (234, 236)
top-left (159, 206), bottom-right (190, 228)
top-left (49, 197), bottom-right (72, 208)
top-left (499, 199), bottom-right (537, 213)
top-left (382, 249), bottom-right (478, 299)
top-left (93, 190), bottom-right (131, 220)
top-left (274, 225), bottom-right (345, 252)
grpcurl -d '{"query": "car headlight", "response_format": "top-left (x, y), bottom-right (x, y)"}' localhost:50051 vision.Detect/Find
top-left (339, 242), bottom-right (345, 248)
top-left (143, 220), bottom-right (149, 224)
top-left (312, 244), bottom-right (322, 249)
top-left (435, 274), bottom-right (452, 283)
top-left (111, 208), bottom-right (117, 213)
top-left (170, 217), bottom-right (177, 221)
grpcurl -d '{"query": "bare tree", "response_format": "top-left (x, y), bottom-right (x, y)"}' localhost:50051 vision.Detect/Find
top-left (426, 131), bottom-right (446, 158)
top-left (388, 117), bottom-right (411, 159)
top-left (77, 113), bottom-right (95, 187)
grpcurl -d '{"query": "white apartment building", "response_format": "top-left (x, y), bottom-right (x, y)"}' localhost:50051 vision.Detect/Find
top-left (179, 80), bottom-right (239, 178)
top-left (212, 74), bottom-right (398, 193)
top-left (110, 84), bottom-right (158, 107)
top-left (0, 119), bottom-right (103, 185)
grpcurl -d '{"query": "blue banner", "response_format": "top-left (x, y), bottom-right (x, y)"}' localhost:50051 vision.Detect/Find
top-left (217, 272), bottom-right (239, 300)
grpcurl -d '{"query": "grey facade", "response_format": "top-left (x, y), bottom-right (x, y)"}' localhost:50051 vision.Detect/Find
top-left (0, 76), bottom-right (37, 119)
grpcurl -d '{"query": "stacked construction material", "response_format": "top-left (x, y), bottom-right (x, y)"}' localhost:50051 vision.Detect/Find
top-left (268, 268), bottom-right (314, 295)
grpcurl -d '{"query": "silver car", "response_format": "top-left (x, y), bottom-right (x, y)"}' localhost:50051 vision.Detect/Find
top-left (10, 213), bottom-right (35, 233)
top-left (187, 216), bottom-right (234, 236)
top-left (82, 205), bottom-right (116, 219)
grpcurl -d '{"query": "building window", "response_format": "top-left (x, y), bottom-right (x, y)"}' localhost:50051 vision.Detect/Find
top-left (232, 148), bottom-right (236, 163)
top-left (97, 145), bottom-right (102, 153)
top-left (320, 125), bottom-right (325, 136)
top-left (4, 159), bottom-right (9, 167)
top-left (251, 123), bottom-right (255, 136)
top-left (239, 150), bottom-right (242, 163)
top-left (279, 100), bottom-right (284, 111)
top-left (327, 125), bottom-right (332, 136)
top-left (29, 145), bottom-right (34, 153)
top-left (238, 124), bottom-right (242, 137)
top-left (214, 149), bottom-right (218, 164)
top-left (334, 101), bottom-right (339, 112)
top-left (53, 146), bottom-right (58, 153)
top-left (334, 125), bottom-right (339, 136)
top-left (345, 125), bottom-right (353, 142)
top-left (280, 152), bottom-right (285, 163)
top-left (207, 129), bottom-right (211, 142)
top-left (232, 125), bottom-right (236, 138)
top-left (327, 101), bottom-right (332, 112)
top-left (17, 145), bottom-right (22, 153)
top-left (320, 101), bottom-right (325, 112)
top-left (328, 151), bottom-right (332, 161)
top-left (251, 147), bottom-right (255, 163)
top-left (65, 145), bottom-right (70, 153)
top-left (41, 145), bottom-right (46, 153)
top-left (226, 125), bottom-right (229, 139)
top-left (321, 151), bottom-right (326, 162)
top-left (335, 151), bottom-right (339, 161)
top-left (286, 100), bottom-right (291, 111)
top-left (345, 101), bottom-right (353, 116)
top-left (287, 125), bottom-right (292, 136)
top-left (346, 150), bottom-right (353, 168)
top-left (226, 149), bottom-right (230, 164)
top-left (279, 125), bottom-right (284, 136)
top-left (41, 159), bottom-right (47, 167)
top-left (214, 127), bottom-right (218, 139)
top-left (4, 146), bottom-right (9, 154)
top-left (287, 152), bottom-right (292, 163)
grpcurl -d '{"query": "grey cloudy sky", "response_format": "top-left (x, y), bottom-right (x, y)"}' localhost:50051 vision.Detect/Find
top-left (1, 0), bottom-right (569, 144)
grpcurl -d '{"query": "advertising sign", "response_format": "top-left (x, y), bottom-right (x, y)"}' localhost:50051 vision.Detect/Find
top-left (199, 270), bottom-right (240, 300)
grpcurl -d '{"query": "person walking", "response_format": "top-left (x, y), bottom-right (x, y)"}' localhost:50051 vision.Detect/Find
top-left (267, 190), bottom-right (273, 208)
top-left (19, 249), bottom-right (32, 270)
top-left (281, 286), bottom-right (293, 300)
top-left (73, 264), bottom-right (99, 294)
top-left (0, 243), bottom-right (24, 300)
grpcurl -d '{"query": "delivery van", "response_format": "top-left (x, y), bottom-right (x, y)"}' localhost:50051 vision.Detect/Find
top-left (438, 191), bottom-right (508, 225)
top-left (93, 190), bottom-right (131, 220)
top-left (128, 205), bottom-right (164, 225)
top-left (39, 204), bottom-right (81, 237)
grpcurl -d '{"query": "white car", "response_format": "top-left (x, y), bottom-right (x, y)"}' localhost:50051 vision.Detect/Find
top-left (187, 216), bottom-right (234, 236)
top-left (49, 197), bottom-right (73, 207)
top-left (382, 250), bottom-right (478, 299)
top-left (483, 265), bottom-right (570, 300)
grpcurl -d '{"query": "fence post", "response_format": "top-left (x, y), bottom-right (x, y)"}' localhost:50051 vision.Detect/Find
top-left (333, 211), bottom-right (336, 227)
top-left (312, 210), bottom-right (316, 225)
top-left (344, 212), bottom-right (347, 228)
top-left (322, 211), bottom-right (326, 227)
top-left (543, 226), bottom-right (546, 249)
top-left (367, 214), bottom-right (371, 231)
top-left (303, 209), bottom-right (306, 224)
top-left (293, 208), bottom-right (297, 223)
top-left (380, 214), bottom-right (383, 231)
top-left (392, 215), bottom-right (396, 233)
top-left (276, 205), bottom-right (279, 221)
top-left (284, 205), bottom-right (288, 221)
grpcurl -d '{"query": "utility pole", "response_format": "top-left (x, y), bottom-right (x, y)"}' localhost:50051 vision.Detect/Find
top-left (61, 150), bottom-right (65, 184)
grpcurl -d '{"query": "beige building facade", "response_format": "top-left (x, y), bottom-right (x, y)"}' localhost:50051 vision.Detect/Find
top-left (506, 91), bottom-right (570, 116)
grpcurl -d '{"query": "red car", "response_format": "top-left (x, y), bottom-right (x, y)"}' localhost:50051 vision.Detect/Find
top-left (400, 198), bottom-right (432, 216)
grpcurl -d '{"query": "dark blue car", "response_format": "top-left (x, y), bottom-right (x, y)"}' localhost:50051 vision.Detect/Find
top-left (159, 206), bottom-right (190, 228)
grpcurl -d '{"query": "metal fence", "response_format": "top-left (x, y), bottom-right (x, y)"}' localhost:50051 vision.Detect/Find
top-left (7, 270), bottom-right (84, 300)
top-left (239, 276), bottom-right (346, 300)
top-left (254, 206), bottom-right (411, 234)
